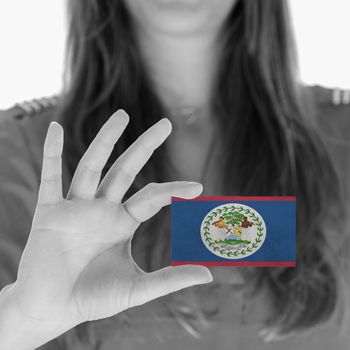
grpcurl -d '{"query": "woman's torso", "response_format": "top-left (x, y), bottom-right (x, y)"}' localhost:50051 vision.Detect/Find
top-left (0, 86), bottom-right (350, 349)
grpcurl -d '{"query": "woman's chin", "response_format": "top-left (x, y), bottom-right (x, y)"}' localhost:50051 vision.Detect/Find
top-left (143, 10), bottom-right (214, 37)
top-left (124, 0), bottom-right (237, 37)
top-left (154, 0), bottom-right (202, 10)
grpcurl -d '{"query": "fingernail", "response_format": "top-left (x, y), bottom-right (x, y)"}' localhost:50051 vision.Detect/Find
top-left (50, 121), bottom-right (60, 129)
top-left (187, 182), bottom-right (203, 188)
top-left (188, 182), bottom-right (203, 196)
top-left (197, 266), bottom-right (213, 284)
top-left (203, 273), bottom-right (213, 283)
top-left (112, 110), bottom-right (129, 123)
top-left (157, 118), bottom-right (172, 133)
top-left (48, 121), bottom-right (63, 137)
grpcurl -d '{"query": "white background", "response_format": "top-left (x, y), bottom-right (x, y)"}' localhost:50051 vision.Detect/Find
top-left (0, 0), bottom-right (349, 109)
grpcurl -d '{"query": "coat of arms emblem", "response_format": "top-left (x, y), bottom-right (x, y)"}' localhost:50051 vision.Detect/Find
top-left (200, 203), bottom-right (267, 259)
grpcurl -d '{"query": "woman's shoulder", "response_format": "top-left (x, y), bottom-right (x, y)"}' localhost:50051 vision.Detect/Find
top-left (0, 96), bottom-right (61, 184)
top-left (0, 95), bottom-right (60, 159)
top-left (0, 95), bottom-right (59, 131)
top-left (307, 84), bottom-right (350, 108)
top-left (305, 84), bottom-right (350, 209)
top-left (305, 84), bottom-right (350, 140)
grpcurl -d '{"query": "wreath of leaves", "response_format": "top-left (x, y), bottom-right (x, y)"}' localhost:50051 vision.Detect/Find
top-left (202, 205), bottom-right (265, 258)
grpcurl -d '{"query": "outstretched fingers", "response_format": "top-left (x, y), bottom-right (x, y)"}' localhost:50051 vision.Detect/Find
top-left (66, 110), bottom-right (129, 200)
top-left (129, 265), bottom-right (213, 308)
top-left (96, 118), bottom-right (172, 203)
top-left (123, 181), bottom-right (203, 223)
top-left (38, 121), bottom-right (64, 205)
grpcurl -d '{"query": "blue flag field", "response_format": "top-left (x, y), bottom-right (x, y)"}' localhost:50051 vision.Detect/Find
top-left (171, 196), bottom-right (296, 267)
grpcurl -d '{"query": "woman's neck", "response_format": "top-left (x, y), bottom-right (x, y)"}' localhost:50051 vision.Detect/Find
top-left (135, 28), bottom-right (220, 114)
top-left (133, 26), bottom-right (223, 186)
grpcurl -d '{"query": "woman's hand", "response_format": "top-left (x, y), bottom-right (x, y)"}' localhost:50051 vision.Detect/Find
top-left (0, 110), bottom-right (212, 349)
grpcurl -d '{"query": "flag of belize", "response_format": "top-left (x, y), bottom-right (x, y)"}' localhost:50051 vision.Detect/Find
top-left (171, 196), bottom-right (296, 267)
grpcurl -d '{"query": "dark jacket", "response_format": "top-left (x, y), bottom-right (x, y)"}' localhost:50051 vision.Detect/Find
top-left (0, 86), bottom-right (349, 350)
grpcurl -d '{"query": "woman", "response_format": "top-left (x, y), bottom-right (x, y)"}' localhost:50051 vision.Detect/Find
top-left (0, 0), bottom-right (350, 349)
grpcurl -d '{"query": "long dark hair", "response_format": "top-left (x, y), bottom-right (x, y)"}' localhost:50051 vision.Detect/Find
top-left (57, 0), bottom-right (348, 346)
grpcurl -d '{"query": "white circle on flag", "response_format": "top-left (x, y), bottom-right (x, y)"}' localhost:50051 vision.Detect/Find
top-left (200, 203), bottom-right (267, 259)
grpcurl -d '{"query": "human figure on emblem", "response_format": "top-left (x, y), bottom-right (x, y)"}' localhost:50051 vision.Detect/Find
top-left (212, 216), bottom-right (226, 229)
top-left (240, 216), bottom-right (254, 242)
top-left (212, 216), bottom-right (229, 241)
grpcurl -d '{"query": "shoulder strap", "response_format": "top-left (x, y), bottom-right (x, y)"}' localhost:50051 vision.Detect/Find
top-left (311, 84), bottom-right (350, 107)
top-left (13, 95), bottom-right (59, 119)
top-left (0, 95), bottom-right (59, 122)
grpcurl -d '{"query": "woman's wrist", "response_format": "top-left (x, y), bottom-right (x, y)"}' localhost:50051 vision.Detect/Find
top-left (0, 283), bottom-right (36, 349)
top-left (0, 282), bottom-right (73, 350)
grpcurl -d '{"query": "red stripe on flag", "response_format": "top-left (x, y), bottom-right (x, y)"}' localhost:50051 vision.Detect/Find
top-left (171, 196), bottom-right (296, 202)
top-left (170, 261), bottom-right (296, 267)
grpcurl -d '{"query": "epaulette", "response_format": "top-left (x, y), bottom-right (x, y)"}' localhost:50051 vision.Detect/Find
top-left (311, 85), bottom-right (350, 107)
top-left (2, 95), bottom-right (59, 121)
top-left (330, 87), bottom-right (350, 106)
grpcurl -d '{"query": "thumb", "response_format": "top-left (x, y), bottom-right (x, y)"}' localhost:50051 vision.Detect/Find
top-left (130, 265), bottom-right (213, 307)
